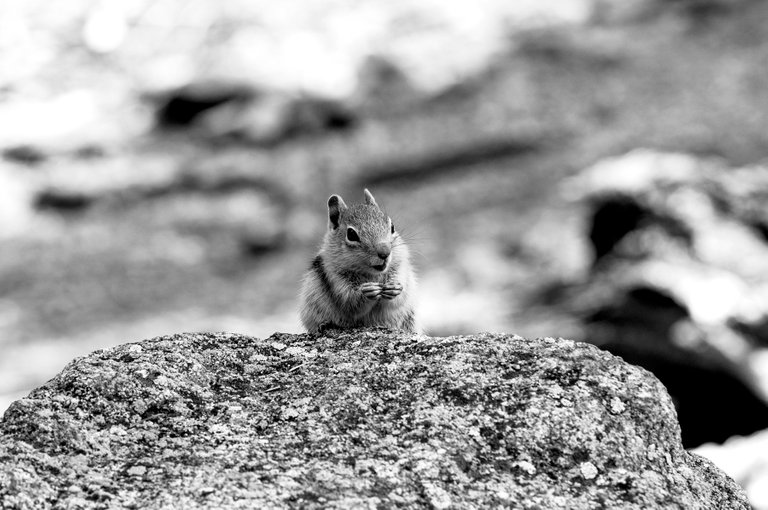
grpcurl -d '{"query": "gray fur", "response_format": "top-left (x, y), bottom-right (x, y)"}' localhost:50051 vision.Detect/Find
top-left (300, 190), bottom-right (418, 334)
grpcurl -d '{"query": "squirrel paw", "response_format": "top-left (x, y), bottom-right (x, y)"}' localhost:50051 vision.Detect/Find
top-left (317, 322), bottom-right (342, 334)
top-left (381, 282), bottom-right (403, 300)
top-left (360, 282), bottom-right (383, 300)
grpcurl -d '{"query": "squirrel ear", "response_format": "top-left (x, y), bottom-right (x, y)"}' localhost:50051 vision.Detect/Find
top-left (327, 195), bottom-right (347, 230)
top-left (363, 188), bottom-right (377, 207)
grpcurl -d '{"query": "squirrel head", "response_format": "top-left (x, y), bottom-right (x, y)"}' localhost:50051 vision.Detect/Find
top-left (325, 189), bottom-right (398, 275)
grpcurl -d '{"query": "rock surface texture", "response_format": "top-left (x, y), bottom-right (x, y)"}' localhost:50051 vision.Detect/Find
top-left (0, 330), bottom-right (748, 509)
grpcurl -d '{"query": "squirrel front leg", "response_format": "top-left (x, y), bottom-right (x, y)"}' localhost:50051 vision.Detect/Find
top-left (380, 275), bottom-right (403, 300)
top-left (333, 281), bottom-right (381, 319)
top-left (360, 282), bottom-right (383, 300)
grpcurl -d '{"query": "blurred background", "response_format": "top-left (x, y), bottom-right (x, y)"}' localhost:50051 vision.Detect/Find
top-left (3, 0), bottom-right (768, 505)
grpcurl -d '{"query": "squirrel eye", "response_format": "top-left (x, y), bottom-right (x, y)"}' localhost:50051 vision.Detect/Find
top-left (391, 222), bottom-right (395, 234)
top-left (346, 227), bottom-right (360, 242)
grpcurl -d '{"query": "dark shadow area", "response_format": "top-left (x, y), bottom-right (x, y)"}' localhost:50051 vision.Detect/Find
top-left (2, 145), bottom-right (48, 166)
top-left (152, 83), bottom-right (357, 147)
top-left (588, 196), bottom-right (693, 263)
top-left (588, 197), bottom-right (648, 262)
top-left (587, 285), bottom-right (768, 447)
top-left (34, 190), bottom-right (94, 213)
top-left (606, 343), bottom-right (768, 447)
top-left (153, 82), bottom-right (254, 127)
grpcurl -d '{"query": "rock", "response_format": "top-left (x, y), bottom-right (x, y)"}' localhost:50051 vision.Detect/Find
top-left (151, 81), bottom-right (255, 128)
top-left (0, 330), bottom-right (748, 509)
top-left (563, 150), bottom-right (768, 446)
top-left (695, 429), bottom-right (768, 510)
top-left (34, 188), bottom-right (94, 214)
top-left (151, 82), bottom-right (356, 145)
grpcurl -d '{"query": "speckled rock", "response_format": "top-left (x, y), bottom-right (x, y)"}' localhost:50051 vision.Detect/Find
top-left (0, 330), bottom-right (748, 509)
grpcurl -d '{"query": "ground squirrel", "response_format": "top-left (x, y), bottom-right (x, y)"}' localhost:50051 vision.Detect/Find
top-left (299, 189), bottom-right (418, 333)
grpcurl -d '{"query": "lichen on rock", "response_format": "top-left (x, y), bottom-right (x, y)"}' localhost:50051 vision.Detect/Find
top-left (0, 330), bottom-right (749, 509)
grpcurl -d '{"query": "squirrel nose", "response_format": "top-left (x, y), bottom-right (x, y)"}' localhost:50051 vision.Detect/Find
top-left (376, 245), bottom-right (391, 260)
